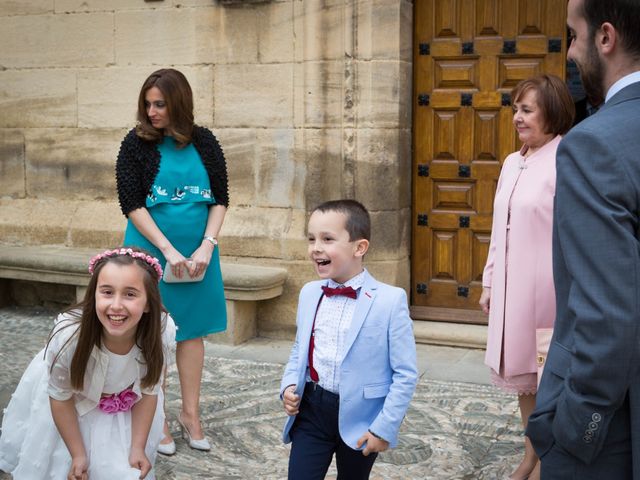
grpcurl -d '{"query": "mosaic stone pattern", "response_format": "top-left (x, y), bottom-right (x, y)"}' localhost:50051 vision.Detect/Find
top-left (0, 307), bottom-right (526, 479)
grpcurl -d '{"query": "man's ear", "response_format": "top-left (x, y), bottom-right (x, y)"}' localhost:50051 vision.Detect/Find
top-left (354, 238), bottom-right (370, 257)
top-left (599, 22), bottom-right (617, 55)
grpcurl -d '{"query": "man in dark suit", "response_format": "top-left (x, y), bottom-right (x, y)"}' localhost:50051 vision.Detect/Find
top-left (572, 95), bottom-right (600, 126)
top-left (526, 0), bottom-right (640, 478)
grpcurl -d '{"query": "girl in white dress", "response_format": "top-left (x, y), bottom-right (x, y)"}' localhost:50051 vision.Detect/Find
top-left (0, 247), bottom-right (175, 480)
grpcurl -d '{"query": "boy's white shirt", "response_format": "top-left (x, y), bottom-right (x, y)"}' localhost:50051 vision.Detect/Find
top-left (311, 270), bottom-right (365, 393)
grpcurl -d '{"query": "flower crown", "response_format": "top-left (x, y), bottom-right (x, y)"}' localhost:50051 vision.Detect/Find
top-left (88, 248), bottom-right (164, 281)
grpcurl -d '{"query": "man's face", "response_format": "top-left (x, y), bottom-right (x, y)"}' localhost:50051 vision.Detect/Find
top-left (567, 0), bottom-right (606, 105)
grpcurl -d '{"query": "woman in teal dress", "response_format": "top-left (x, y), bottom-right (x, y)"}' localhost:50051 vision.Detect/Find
top-left (116, 68), bottom-right (228, 454)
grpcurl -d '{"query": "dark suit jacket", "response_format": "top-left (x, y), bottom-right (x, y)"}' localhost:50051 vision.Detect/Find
top-left (527, 81), bottom-right (640, 473)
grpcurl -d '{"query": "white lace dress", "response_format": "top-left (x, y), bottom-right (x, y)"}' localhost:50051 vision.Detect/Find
top-left (0, 313), bottom-right (176, 479)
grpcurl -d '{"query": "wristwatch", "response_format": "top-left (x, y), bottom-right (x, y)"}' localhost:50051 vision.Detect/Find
top-left (203, 235), bottom-right (218, 246)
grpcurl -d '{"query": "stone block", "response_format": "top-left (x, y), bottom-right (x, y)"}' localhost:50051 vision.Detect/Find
top-left (356, 60), bottom-right (412, 129)
top-left (354, 128), bottom-right (411, 211)
top-left (0, 0), bottom-right (52, 15)
top-left (0, 198), bottom-right (124, 249)
top-left (253, 129), bottom-right (306, 209)
top-left (172, 0), bottom-right (222, 6)
top-left (115, 7), bottom-right (258, 65)
top-left (214, 64), bottom-right (293, 127)
top-left (9, 280), bottom-right (76, 310)
top-left (55, 0), bottom-right (163, 12)
top-left (0, 129), bottom-right (26, 198)
top-left (356, 0), bottom-right (412, 61)
top-left (276, 220), bottom-right (310, 260)
top-left (0, 13), bottom-right (113, 68)
top-left (219, 127), bottom-right (308, 210)
top-left (258, 1), bottom-right (294, 63)
top-left (399, 0), bottom-right (413, 62)
top-left (0, 199), bottom-right (74, 245)
top-left (216, 128), bottom-right (259, 206)
top-left (294, 61), bottom-right (344, 128)
top-left (208, 299), bottom-right (257, 345)
top-left (253, 259), bottom-right (312, 339)
top-left (0, 70), bottom-right (77, 128)
top-left (293, 0), bottom-right (345, 62)
top-left (364, 257), bottom-right (411, 292)
top-left (367, 207), bottom-right (411, 261)
top-left (69, 201), bottom-right (126, 248)
top-left (220, 206), bottom-right (306, 259)
top-left (78, 66), bottom-right (214, 128)
top-left (24, 128), bottom-right (125, 200)
top-left (298, 128), bottom-right (344, 209)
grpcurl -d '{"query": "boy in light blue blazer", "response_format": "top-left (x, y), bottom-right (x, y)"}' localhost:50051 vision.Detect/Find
top-left (280, 199), bottom-right (418, 480)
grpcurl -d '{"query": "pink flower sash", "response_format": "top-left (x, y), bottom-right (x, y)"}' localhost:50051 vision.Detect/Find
top-left (98, 388), bottom-right (138, 414)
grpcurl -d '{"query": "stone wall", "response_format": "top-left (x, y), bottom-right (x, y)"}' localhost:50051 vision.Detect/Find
top-left (0, 0), bottom-right (413, 338)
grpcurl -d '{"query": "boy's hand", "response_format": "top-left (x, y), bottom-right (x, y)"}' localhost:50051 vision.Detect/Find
top-left (282, 385), bottom-right (300, 416)
top-left (356, 430), bottom-right (389, 456)
top-left (129, 448), bottom-right (152, 479)
top-left (67, 456), bottom-right (89, 480)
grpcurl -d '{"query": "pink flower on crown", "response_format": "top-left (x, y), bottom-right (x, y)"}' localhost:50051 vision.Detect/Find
top-left (98, 388), bottom-right (139, 414)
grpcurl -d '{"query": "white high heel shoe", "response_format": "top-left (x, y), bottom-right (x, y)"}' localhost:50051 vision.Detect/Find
top-left (178, 417), bottom-right (211, 451)
top-left (157, 438), bottom-right (176, 456)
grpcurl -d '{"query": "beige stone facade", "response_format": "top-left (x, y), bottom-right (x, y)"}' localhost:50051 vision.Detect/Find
top-left (0, 0), bottom-right (413, 339)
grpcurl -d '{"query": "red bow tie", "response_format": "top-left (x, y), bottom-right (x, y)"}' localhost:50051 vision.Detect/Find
top-left (321, 285), bottom-right (358, 299)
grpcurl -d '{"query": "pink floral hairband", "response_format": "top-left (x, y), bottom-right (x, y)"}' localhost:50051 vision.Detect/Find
top-left (88, 248), bottom-right (163, 281)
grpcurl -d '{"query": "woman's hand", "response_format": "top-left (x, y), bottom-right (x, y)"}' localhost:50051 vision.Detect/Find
top-left (479, 287), bottom-right (491, 314)
top-left (162, 245), bottom-right (188, 279)
top-left (129, 447), bottom-right (151, 479)
top-left (67, 456), bottom-right (88, 480)
top-left (188, 241), bottom-right (214, 279)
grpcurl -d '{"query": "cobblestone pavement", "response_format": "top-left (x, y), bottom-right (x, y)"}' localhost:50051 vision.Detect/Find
top-left (0, 307), bottom-right (525, 479)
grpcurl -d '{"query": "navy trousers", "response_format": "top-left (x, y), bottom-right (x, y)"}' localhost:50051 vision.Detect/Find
top-left (288, 383), bottom-right (377, 480)
top-left (540, 394), bottom-right (631, 479)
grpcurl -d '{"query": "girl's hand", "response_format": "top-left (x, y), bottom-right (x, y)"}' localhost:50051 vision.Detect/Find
top-left (162, 245), bottom-right (188, 280)
top-left (479, 287), bottom-right (491, 314)
top-left (188, 241), bottom-right (214, 279)
top-left (129, 448), bottom-right (151, 479)
top-left (67, 456), bottom-right (89, 480)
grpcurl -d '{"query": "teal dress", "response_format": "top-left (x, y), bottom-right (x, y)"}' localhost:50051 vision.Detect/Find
top-left (124, 136), bottom-right (227, 341)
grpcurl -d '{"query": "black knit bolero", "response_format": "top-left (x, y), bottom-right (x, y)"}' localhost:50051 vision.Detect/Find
top-left (115, 126), bottom-right (229, 216)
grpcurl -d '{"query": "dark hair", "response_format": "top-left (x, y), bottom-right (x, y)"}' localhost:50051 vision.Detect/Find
top-left (511, 74), bottom-right (575, 136)
top-left (135, 68), bottom-right (194, 147)
top-left (49, 247), bottom-right (164, 391)
top-left (312, 199), bottom-right (371, 241)
top-left (582, 0), bottom-right (640, 61)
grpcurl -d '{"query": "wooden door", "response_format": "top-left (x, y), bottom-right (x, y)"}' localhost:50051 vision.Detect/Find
top-left (411, 0), bottom-right (567, 324)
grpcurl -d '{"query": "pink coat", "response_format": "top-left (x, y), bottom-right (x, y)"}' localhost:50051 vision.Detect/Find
top-left (483, 135), bottom-right (560, 377)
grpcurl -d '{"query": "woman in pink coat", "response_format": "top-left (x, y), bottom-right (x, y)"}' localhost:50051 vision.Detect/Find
top-left (479, 74), bottom-right (574, 480)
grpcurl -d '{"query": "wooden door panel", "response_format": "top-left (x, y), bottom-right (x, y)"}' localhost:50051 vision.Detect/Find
top-left (411, 0), bottom-right (567, 323)
top-left (476, 0), bottom-right (500, 36)
top-left (434, 59), bottom-right (479, 89)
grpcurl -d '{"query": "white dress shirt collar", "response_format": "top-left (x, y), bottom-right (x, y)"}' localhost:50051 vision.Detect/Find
top-left (327, 269), bottom-right (366, 291)
top-left (605, 70), bottom-right (640, 103)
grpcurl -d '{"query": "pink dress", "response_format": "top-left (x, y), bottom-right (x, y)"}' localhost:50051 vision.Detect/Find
top-left (483, 136), bottom-right (560, 394)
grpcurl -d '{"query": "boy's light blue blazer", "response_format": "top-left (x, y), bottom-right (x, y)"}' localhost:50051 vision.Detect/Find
top-left (280, 269), bottom-right (418, 449)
